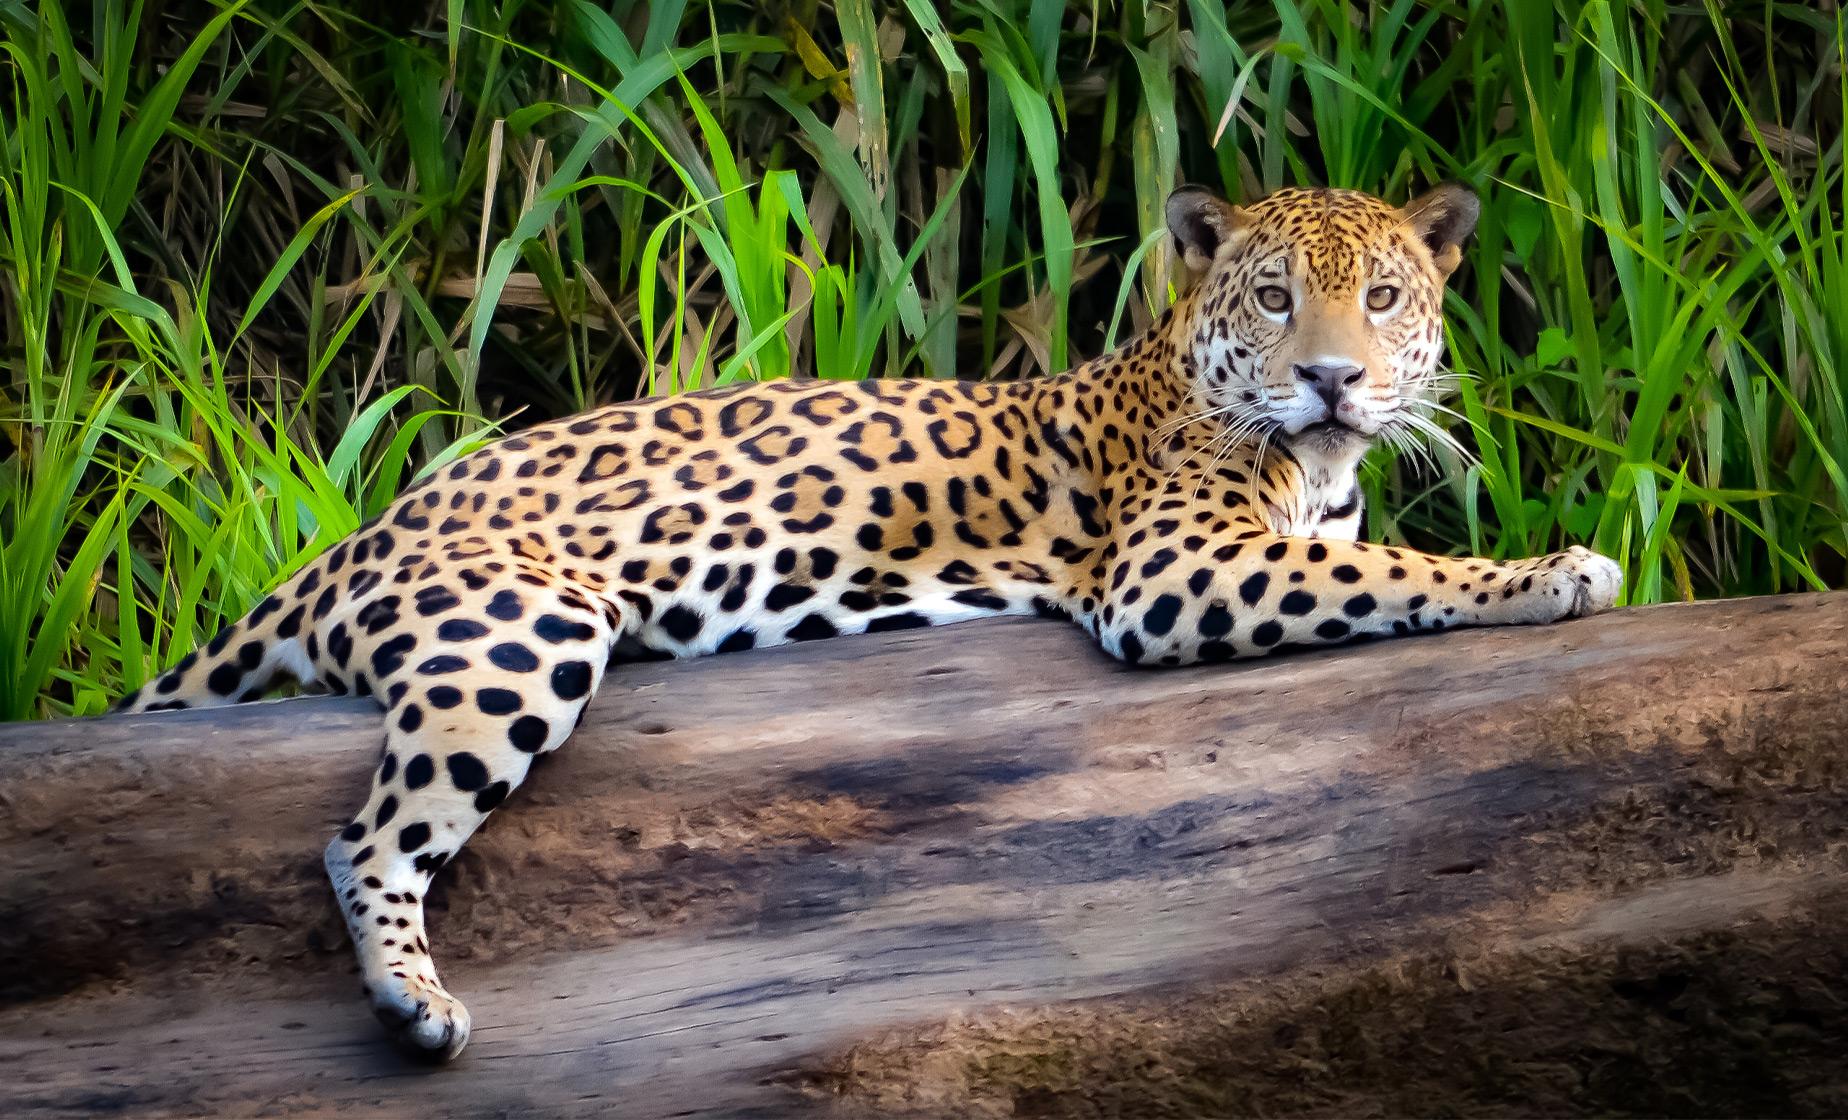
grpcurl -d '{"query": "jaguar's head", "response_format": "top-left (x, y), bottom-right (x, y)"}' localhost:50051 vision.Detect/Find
top-left (1165, 183), bottom-right (1478, 466)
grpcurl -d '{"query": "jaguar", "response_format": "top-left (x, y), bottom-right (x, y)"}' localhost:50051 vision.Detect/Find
top-left (118, 182), bottom-right (1622, 1059)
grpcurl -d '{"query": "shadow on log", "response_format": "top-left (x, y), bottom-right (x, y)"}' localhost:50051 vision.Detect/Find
top-left (3, 594), bottom-right (1848, 1117)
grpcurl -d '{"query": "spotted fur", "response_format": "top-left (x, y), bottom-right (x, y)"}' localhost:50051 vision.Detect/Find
top-left (117, 184), bottom-right (1620, 1059)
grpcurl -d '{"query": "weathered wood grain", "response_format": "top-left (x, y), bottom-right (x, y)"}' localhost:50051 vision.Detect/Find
top-left (2, 594), bottom-right (1846, 1117)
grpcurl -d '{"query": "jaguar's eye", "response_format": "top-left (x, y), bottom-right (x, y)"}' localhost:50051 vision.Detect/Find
top-left (1256, 285), bottom-right (1293, 315)
top-left (1366, 285), bottom-right (1400, 312)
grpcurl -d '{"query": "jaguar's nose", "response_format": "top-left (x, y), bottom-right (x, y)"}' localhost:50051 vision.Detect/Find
top-left (1293, 363), bottom-right (1365, 413)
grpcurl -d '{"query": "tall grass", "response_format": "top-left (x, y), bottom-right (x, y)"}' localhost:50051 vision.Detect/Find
top-left (1, 0), bottom-right (1842, 719)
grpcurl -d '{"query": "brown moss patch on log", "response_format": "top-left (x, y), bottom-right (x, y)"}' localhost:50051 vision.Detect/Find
top-left (796, 878), bottom-right (1848, 1118)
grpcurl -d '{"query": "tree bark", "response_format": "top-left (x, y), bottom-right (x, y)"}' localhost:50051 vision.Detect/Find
top-left (3, 594), bottom-right (1847, 1117)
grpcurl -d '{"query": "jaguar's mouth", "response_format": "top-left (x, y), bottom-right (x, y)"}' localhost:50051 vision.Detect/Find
top-left (1285, 418), bottom-right (1375, 456)
top-left (1297, 420), bottom-right (1352, 435)
top-left (1293, 418), bottom-right (1369, 439)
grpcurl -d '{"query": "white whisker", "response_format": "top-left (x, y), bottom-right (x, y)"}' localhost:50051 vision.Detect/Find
top-left (1393, 411), bottom-right (1475, 470)
top-left (1152, 402), bottom-right (1242, 439)
top-left (1156, 401), bottom-right (1275, 491)
top-left (1412, 399), bottom-right (1471, 425)
top-left (1245, 427), bottom-right (1275, 513)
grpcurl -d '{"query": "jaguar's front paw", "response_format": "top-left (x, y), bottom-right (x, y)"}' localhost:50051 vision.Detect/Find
top-left (370, 974), bottom-right (472, 1061)
top-left (1535, 545), bottom-right (1623, 620)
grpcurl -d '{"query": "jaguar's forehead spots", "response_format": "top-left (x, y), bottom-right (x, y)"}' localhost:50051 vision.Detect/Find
top-left (1246, 186), bottom-right (1400, 230)
top-left (1239, 188), bottom-right (1414, 289)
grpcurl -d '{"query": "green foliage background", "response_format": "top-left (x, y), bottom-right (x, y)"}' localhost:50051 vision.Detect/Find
top-left (1, 0), bottom-right (1843, 718)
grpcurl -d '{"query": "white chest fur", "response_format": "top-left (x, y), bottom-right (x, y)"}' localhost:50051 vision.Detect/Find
top-left (1264, 443), bottom-right (1366, 541)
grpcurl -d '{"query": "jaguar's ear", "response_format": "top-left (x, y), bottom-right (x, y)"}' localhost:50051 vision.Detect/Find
top-left (1166, 185), bottom-right (1251, 273)
top-left (1403, 182), bottom-right (1480, 278)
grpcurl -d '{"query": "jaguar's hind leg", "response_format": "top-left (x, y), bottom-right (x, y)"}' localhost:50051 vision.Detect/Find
top-left (324, 585), bottom-right (614, 1059)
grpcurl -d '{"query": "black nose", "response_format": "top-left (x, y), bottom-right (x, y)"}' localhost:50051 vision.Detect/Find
top-left (1294, 363), bottom-right (1365, 411)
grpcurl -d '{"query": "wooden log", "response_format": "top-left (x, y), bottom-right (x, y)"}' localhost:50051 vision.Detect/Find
top-left (3, 594), bottom-right (1847, 1117)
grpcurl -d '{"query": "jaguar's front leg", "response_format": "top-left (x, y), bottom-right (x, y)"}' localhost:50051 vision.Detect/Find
top-left (1093, 535), bottom-right (1621, 665)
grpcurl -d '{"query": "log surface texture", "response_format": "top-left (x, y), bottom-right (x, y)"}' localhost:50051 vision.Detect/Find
top-left (3, 594), bottom-right (1848, 1117)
